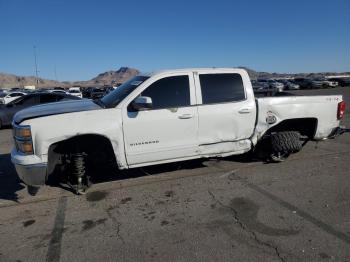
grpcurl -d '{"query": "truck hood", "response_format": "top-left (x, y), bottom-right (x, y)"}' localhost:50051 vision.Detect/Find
top-left (13, 99), bottom-right (102, 124)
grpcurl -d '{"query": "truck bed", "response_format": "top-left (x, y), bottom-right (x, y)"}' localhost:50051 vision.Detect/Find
top-left (254, 94), bottom-right (343, 140)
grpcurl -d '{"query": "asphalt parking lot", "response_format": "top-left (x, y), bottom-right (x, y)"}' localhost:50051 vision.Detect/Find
top-left (0, 87), bottom-right (349, 262)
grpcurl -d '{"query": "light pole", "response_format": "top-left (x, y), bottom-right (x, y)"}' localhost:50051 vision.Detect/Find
top-left (33, 45), bottom-right (39, 87)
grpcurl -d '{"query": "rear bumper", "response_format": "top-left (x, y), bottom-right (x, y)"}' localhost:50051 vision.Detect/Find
top-left (328, 126), bottom-right (349, 139)
top-left (11, 149), bottom-right (47, 186)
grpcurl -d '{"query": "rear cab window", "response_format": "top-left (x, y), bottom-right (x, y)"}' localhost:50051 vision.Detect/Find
top-left (199, 73), bottom-right (246, 104)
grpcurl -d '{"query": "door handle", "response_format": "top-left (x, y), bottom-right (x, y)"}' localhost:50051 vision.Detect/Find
top-left (238, 108), bottom-right (252, 114)
top-left (178, 114), bottom-right (193, 119)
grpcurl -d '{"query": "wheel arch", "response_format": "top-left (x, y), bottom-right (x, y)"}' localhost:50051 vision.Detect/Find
top-left (264, 117), bottom-right (318, 139)
top-left (46, 133), bottom-right (118, 182)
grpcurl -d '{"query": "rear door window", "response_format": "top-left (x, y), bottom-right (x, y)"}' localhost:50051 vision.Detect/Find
top-left (199, 73), bottom-right (245, 104)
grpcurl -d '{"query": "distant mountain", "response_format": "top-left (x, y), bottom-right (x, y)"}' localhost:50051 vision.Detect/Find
top-left (0, 66), bottom-right (349, 89)
top-left (0, 67), bottom-right (140, 89)
top-left (0, 72), bottom-right (63, 89)
top-left (73, 67), bottom-right (140, 87)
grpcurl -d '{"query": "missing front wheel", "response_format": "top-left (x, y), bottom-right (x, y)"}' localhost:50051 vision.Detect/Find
top-left (67, 152), bottom-right (90, 195)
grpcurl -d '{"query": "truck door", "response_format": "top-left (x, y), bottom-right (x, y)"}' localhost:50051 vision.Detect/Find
top-left (194, 71), bottom-right (256, 154)
top-left (122, 74), bottom-right (199, 166)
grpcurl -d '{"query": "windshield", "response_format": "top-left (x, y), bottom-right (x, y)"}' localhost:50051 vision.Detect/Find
top-left (101, 76), bottom-right (149, 108)
top-left (69, 90), bottom-right (80, 93)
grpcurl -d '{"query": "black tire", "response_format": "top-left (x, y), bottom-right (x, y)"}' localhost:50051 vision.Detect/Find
top-left (0, 119), bottom-right (2, 129)
top-left (271, 131), bottom-right (302, 153)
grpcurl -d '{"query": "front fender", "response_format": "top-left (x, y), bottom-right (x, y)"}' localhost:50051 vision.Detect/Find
top-left (21, 108), bottom-right (128, 169)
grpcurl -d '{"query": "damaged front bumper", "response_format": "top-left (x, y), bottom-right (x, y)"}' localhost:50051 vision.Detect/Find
top-left (11, 149), bottom-right (47, 186)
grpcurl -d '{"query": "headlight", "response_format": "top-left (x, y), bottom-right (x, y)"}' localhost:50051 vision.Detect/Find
top-left (15, 140), bottom-right (34, 154)
top-left (13, 124), bottom-right (34, 154)
top-left (14, 126), bottom-right (32, 138)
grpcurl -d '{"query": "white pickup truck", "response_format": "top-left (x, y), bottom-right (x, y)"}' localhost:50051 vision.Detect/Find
top-left (11, 68), bottom-right (346, 194)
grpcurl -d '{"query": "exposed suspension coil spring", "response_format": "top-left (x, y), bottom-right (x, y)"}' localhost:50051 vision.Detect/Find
top-left (69, 152), bottom-right (89, 194)
top-left (71, 153), bottom-right (86, 178)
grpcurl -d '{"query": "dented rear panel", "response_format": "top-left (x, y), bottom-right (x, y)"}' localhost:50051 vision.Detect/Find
top-left (254, 95), bottom-right (343, 141)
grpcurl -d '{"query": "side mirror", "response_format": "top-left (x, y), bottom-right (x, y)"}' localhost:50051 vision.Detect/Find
top-left (132, 96), bottom-right (152, 111)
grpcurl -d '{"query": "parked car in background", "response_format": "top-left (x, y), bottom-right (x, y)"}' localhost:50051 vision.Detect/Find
top-left (251, 80), bottom-right (269, 91)
top-left (258, 79), bottom-right (284, 92)
top-left (270, 80), bottom-right (285, 92)
top-left (0, 90), bottom-right (7, 95)
top-left (0, 92), bottom-right (81, 129)
top-left (0, 92), bottom-right (6, 102)
top-left (89, 87), bottom-right (105, 99)
top-left (293, 78), bottom-right (313, 89)
top-left (82, 87), bottom-right (93, 98)
top-left (10, 87), bottom-right (22, 92)
top-left (82, 87), bottom-right (106, 99)
top-left (0, 91), bottom-right (26, 104)
top-left (280, 80), bottom-right (300, 90)
top-left (328, 78), bottom-right (350, 87)
top-left (323, 79), bottom-right (338, 88)
top-left (47, 89), bottom-right (68, 95)
top-left (310, 78), bottom-right (336, 89)
top-left (105, 86), bottom-right (114, 94)
top-left (105, 86), bottom-right (117, 94)
top-left (68, 87), bottom-right (83, 98)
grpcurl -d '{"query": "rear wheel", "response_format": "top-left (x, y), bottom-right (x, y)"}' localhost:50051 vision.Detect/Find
top-left (270, 131), bottom-right (302, 162)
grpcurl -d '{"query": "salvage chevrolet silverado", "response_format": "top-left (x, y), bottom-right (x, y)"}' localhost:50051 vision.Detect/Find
top-left (11, 68), bottom-right (346, 194)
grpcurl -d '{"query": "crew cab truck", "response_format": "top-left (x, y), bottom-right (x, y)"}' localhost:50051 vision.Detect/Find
top-left (11, 68), bottom-right (346, 194)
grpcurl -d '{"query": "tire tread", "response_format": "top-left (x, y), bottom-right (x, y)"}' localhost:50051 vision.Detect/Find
top-left (271, 131), bottom-right (302, 153)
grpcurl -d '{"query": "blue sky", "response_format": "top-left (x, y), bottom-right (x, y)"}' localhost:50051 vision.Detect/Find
top-left (0, 0), bottom-right (349, 81)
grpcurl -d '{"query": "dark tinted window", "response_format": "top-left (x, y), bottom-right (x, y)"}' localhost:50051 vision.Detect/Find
top-left (15, 96), bottom-right (39, 106)
top-left (56, 95), bottom-right (67, 101)
top-left (199, 74), bottom-right (245, 104)
top-left (10, 93), bottom-right (23, 97)
top-left (141, 75), bottom-right (190, 110)
top-left (40, 94), bottom-right (58, 103)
